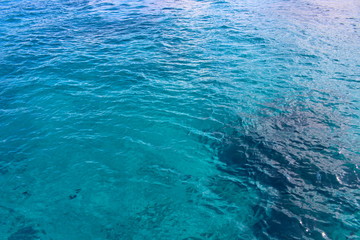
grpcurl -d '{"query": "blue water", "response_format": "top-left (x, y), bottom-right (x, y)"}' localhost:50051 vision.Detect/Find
top-left (1, 0), bottom-right (360, 239)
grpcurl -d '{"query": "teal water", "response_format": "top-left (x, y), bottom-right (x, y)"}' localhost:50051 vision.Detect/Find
top-left (1, 0), bottom-right (360, 239)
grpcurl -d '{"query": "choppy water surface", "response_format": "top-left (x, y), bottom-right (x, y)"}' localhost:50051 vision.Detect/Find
top-left (1, 0), bottom-right (360, 239)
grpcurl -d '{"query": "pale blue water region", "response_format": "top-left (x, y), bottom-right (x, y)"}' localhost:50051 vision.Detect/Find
top-left (1, 0), bottom-right (360, 239)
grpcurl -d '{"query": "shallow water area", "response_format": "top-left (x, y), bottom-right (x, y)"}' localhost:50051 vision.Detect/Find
top-left (1, 0), bottom-right (360, 239)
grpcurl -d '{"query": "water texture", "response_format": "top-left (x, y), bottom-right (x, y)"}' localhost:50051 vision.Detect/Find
top-left (0, 0), bottom-right (359, 239)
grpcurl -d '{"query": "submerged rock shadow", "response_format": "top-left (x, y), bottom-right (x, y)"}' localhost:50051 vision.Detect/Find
top-left (208, 104), bottom-right (360, 239)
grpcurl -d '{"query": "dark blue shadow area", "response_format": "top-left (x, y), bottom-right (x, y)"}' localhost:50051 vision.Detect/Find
top-left (213, 108), bottom-right (360, 239)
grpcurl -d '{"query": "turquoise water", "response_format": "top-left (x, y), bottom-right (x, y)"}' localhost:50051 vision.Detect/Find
top-left (1, 0), bottom-right (360, 239)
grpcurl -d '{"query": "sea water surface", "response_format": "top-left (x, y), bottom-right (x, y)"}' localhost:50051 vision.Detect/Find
top-left (1, 0), bottom-right (360, 239)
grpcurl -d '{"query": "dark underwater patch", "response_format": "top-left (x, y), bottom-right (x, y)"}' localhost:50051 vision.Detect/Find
top-left (69, 188), bottom-right (81, 200)
top-left (212, 105), bottom-right (359, 239)
top-left (8, 226), bottom-right (39, 240)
